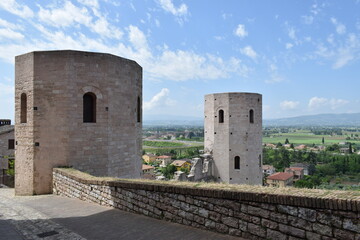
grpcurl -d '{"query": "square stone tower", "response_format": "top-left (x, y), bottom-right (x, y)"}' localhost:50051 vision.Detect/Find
top-left (15, 50), bottom-right (142, 195)
top-left (204, 92), bottom-right (263, 185)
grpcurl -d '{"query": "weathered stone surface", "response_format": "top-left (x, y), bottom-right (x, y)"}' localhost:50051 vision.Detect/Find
top-left (229, 228), bottom-right (242, 237)
top-left (298, 207), bottom-right (316, 222)
top-left (261, 218), bottom-right (278, 230)
top-left (270, 212), bottom-right (288, 223)
top-left (248, 205), bottom-right (270, 218)
top-left (221, 216), bottom-right (238, 228)
top-left (248, 223), bottom-right (266, 238)
top-left (279, 224), bottom-right (305, 238)
top-left (334, 229), bottom-right (355, 240)
top-left (215, 223), bottom-right (229, 233)
top-left (266, 229), bottom-right (287, 240)
top-left (288, 215), bottom-right (312, 231)
top-left (306, 231), bottom-right (321, 240)
top-left (313, 223), bottom-right (333, 237)
top-left (278, 205), bottom-right (298, 216)
top-left (344, 219), bottom-right (360, 233)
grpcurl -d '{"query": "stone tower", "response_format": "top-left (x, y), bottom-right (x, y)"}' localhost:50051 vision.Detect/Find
top-left (15, 50), bottom-right (142, 195)
top-left (204, 92), bottom-right (262, 185)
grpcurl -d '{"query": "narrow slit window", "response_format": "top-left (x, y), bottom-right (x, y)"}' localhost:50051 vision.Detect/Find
top-left (20, 93), bottom-right (27, 123)
top-left (137, 96), bottom-right (141, 123)
top-left (219, 109), bottom-right (224, 123)
top-left (8, 139), bottom-right (15, 150)
top-left (249, 109), bottom-right (254, 123)
top-left (83, 92), bottom-right (96, 123)
top-left (259, 154), bottom-right (262, 167)
top-left (234, 156), bottom-right (240, 170)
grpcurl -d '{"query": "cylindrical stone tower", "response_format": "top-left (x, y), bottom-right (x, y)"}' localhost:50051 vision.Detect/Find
top-left (15, 50), bottom-right (142, 195)
top-left (204, 92), bottom-right (263, 185)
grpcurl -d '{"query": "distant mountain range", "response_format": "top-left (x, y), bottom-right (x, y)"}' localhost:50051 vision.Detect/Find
top-left (264, 113), bottom-right (360, 126)
top-left (144, 113), bottom-right (360, 127)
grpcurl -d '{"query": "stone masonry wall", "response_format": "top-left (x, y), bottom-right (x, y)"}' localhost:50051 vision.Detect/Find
top-left (53, 168), bottom-right (360, 240)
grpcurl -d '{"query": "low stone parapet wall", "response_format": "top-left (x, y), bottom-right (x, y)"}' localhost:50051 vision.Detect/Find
top-left (53, 168), bottom-right (360, 240)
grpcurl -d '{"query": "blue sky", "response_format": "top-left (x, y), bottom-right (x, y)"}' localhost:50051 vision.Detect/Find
top-left (1, 0), bottom-right (360, 121)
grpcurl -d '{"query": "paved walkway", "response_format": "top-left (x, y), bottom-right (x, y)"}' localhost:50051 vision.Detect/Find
top-left (0, 187), bottom-right (244, 240)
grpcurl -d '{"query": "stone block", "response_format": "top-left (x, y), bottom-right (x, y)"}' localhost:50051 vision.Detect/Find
top-left (306, 231), bottom-right (321, 240)
top-left (261, 218), bottom-right (278, 230)
top-left (248, 223), bottom-right (266, 238)
top-left (334, 229), bottom-right (355, 240)
top-left (215, 223), bottom-right (229, 233)
top-left (221, 216), bottom-right (238, 228)
top-left (313, 223), bottom-right (333, 237)
top-left (279, 224), bottom-right (305, 238)
top-left (344, 218), bottom-right (360, 233)
top-left (298, 207), bottom-right (316, 222)
top-left (278, 205), bottom-right (298, 216)
top-left (266, 229), bottom-right (287, 240)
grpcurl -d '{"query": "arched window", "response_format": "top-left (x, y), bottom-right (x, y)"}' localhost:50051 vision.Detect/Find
top-left (20, 93), bottom-right (27, 123)
top-left (83, 92), bottom-right (96, 123)
top-left (219, 109), bottom-right (224, 123)
top-left (249, 109), bottom-right (254, 123)
top-left (234, 156), bottom-right (240, 170)
top-left (137, 96), bottom-right (141, 123)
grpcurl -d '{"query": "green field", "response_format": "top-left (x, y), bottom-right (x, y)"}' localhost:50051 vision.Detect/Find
top-left (263, 130), bottom-right (360, 145)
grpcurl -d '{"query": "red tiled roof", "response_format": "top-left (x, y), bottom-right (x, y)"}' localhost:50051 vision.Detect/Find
top-left (267, 172), bottom-right (293, 181)
top-left (142, 164), bottom-right (155, 170)
top-left (156, 155), bottom-right (171, 159)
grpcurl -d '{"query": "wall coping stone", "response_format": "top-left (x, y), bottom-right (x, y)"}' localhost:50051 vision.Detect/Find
top-left (53, 168), bottom-right (360, 212)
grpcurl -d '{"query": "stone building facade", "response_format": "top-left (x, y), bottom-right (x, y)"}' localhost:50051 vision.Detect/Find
top-left (15, 50), bottom-right (142, 195)
top-left (204, 92), bottom-right (263, 185)
top-left (0, 124), bottom-right (15, 184)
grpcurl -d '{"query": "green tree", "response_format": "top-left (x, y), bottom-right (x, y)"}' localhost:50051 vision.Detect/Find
top-left (322, 137), bottom-right (325, 144)
top-left (285, 138), bottom-right (289, 144)
top-left (161, 164), bottom-right (177, 179)
top-left (349, 143), bottom-right (353, 154)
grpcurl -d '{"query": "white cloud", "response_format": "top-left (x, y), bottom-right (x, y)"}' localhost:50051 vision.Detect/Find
top-left (265, 74), bottom-right (284, 84)
top-left (77, 0), bottom-right (99, 9)
top-left (158, 0), bottom-right (188, 16)
top-left (0, 0), bottom-right (33, 18)
top-left (37, 1), bottom-right (122, 39)
top-left (331, 18), bottom-right (346, 35)
top-left (285, 43), bottom-right (293, 49)
top-left (315, 33), bottom-right (360, 69)
top-left (280, 100), bottom-right (299, 110)
top-left (143, 88), bottom-right (175, 110)
top-left (234, 24), bottom-right (248, 38)
top-left (302, 15), bottom-right (314, 25)
top-left (38, 2), bottom-right (92, 27)
top-left (308, 97), bottom-right (349, 110)
top-left (0, 28), bottom-right (24, 40)
top-left (288, 27), bottom-right (296, 40)
top-left (0, 18), bottom-right (22, 30)
top-left (240, 46), bottom-right (257, 59)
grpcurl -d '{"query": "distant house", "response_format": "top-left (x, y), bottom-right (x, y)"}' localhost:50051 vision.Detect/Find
top-left (340, 148), bottom-right (350, 154)
top-left (0, 122), bottom-right (15, 185)
top-left (284, 167), bottom-right (304, 182)
top-left (266, 172), bottom-right (294, 187)
top-left (262, 165), bottom-right (276, 175)
top-left (265, 143), bottom-right (276, 149)
top-left (295, 144), bottom-right (307, 150)
top-left (142, 154), bottom-right (157, 164)
top-left (290, 163), bottom-right (310, 175)
top-left (156, 155), bottom-right (172, 167)
top-left (171, 160), bottom-right (191, 171)
top-left (142, 164), bottom-right (155, 180)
